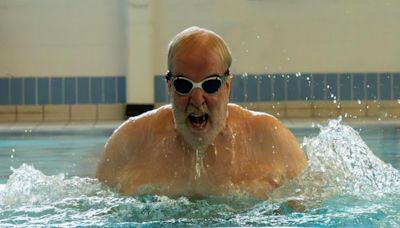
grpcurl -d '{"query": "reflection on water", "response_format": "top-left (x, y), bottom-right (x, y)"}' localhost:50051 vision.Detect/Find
top-left (0, 120), bottom-right (399, 226)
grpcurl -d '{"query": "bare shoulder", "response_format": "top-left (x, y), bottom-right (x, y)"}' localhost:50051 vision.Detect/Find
top-left (227, 103), bottom-right (288, 145)
top-left (104, 105), bottom-right (174, 156)
top-left (96, 105), bottom-right (174, 184)
top-left (116, 105), bottom-right (173, 136)
top-left (227, 103), bottom-right (280, 129)
top-left (228, 103), bottom-right (307, 177)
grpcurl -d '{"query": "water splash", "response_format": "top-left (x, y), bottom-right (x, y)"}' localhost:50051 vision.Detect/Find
top-left (273, 118), bottom-right (400, 201)
top-left (0, 164), bottom-right (110, 208)
top-left (0, 120), bottom-right (399, 226)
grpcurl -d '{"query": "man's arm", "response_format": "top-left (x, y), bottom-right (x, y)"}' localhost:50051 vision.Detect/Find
top-left (96, 120), bottom-right (138, 189)
top-left (272, 119), bottom-right (307, 178)
top-left (253, 114), bottom-right (307, 178)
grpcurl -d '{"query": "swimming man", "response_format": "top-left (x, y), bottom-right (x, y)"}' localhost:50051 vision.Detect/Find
top-left (96, 26), bottom-right (307, 199)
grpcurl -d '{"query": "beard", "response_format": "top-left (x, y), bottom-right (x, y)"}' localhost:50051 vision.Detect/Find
top-left (172, 98), bottom-right (228, 152)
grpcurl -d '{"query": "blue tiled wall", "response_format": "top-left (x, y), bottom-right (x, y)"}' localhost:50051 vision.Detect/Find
top-left (154, 73), bottom-right (400, 103)
top-left (0, 76), bottom-right (126, 105)
top-left (5, 74), bottom-right (398, 106)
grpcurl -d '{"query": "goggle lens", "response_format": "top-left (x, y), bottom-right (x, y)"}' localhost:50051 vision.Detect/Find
top-left (202, 79), bottom-right (222, 94)
top-left (173, 79), bottom-right (193, 94)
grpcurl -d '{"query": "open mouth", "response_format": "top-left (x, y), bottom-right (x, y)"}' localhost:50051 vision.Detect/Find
top-left (188, 113), bottom-right (209, 129)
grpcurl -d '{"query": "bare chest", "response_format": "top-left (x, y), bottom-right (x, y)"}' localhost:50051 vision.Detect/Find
top-left (126, 137), bottom-right (284, 197)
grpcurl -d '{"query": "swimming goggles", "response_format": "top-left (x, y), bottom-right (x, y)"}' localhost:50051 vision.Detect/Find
top-left (165, 70), bottom-right (230, 95)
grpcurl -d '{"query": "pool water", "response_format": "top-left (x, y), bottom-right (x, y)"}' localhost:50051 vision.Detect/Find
top-left (0, 119), bottom-right (399, 227)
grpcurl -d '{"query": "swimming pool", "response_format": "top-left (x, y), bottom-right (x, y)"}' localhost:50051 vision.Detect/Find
top-left (0, 119), bottom-right (399, 226)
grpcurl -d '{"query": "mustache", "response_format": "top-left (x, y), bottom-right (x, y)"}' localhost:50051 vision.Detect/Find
top-left (186, 105), bottom-right (208, 115)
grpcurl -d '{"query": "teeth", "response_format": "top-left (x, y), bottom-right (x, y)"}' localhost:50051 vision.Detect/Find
top-left (188, 113), bottom-right (208, 126)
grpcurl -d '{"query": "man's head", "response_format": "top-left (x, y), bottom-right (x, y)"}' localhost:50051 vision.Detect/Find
top-left (167, 26), bottom-right (232, 73)
top-left (166, 26), bottom-right (233, 150)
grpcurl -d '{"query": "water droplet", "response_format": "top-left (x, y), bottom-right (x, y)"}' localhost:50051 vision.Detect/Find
top-left (357, 100), bottom-right (361, 104)
top-left (11, 148), bottom-right (15, 153)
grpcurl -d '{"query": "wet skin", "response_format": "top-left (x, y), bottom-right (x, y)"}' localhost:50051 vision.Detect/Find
top-left (96, 38), bottom-right (306, 199)
top-left (96, 104), bottom-right (306, 198)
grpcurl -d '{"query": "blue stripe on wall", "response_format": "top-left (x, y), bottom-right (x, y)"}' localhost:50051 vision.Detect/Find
top-left (260, 75), bottom-right (272, 101)
top-left (326, 73), bottom-right (338, 100)
top-left (149, 74), bottom-right (400, 103)
top-left (11, 78), bottom-right (23, 105)
top-left (300, 74), bottom-right (312, 101)
top-left (24, 78), bottom-right (36, 105)
top-left (246, 75), bottom-right (258, 102)
top-left (287, 74), bottom-right (299, 101)
top-left (1, 76), bottom-right (126, 105)
top-left (64, 78), bottom-right (76, 104)
top-left (78, 77), bottom-right (90, 104)
top-left (380, 73), bottom-right (392, 100)
top-left (0, 78), bottom-right (10, 105)
top-left (366, 73), bottom-right (378, 100)
top-left (51, 77), bottom-right (63, 104)
top-left (312, 74), bottom-right (325, 100)
top-left (353, 73), bottom-right (365, 100)
top-left (230, 76), bottom-right (245, 102)
top-left (393, 73), bottom-right (400, 99)
top-left (117, 76), bottom-right (126, 103)
top-left (38, 78), bottom-right (49, 105)
top-left (155, 76), bottom-right (167, 103)
top-left (339, 73), bottom-right (352, 100)
top-left (90, 77), bottom-right (103, 104)
top-left (104, 77), bottom-right (116, 104)
top-left (4, 74), bottom-right (400, 106)
top-left (273, 75), bottom-right (285, 101)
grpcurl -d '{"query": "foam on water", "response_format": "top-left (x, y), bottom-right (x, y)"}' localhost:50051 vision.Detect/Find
top-left (0, 119), bottom-right (399, 226)
top-left (273, 118), bottom-right (400, 201)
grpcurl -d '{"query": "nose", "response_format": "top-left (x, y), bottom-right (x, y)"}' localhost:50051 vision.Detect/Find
top-left (189, 88), bottom-right (205, 108)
